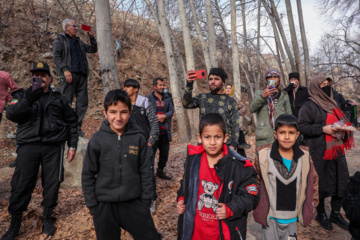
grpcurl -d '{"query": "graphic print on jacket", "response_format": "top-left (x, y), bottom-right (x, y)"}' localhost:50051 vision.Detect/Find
top-left (198, 180), bottom-right (219, 213)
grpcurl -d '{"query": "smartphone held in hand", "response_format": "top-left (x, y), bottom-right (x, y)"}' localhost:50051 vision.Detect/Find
top-left (32, 77), bottom-right (42, 91)
top-left (81, 24), bottom-right (91, 32)
top-left (193, 70), bottom-right (207, 80)
top-left (268, 79), bottom-right (275, 89)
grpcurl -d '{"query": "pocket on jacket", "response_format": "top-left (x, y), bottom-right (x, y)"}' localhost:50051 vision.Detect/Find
top-left (256, 123), bottom-right (272, 141)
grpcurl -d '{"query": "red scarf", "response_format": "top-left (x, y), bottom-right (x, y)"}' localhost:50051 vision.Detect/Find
top-left (324, 108), bottom-right (354, 160)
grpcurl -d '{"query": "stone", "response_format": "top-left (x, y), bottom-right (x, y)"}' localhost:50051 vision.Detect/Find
top-left (61, 137), bottom-right (88, 188)
top-left (41, 52), bottom-right (53, 58)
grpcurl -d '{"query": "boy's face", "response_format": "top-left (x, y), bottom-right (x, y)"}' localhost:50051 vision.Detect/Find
top-left (274, 125), bottom-right (300, 151)
top-left (197, 125), bottom-right (228, 158)
top-left (103, 101), bottom-right (131, 135)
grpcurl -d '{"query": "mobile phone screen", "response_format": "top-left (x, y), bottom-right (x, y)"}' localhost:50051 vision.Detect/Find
top-left (32, 77), bottom-right (42, 91)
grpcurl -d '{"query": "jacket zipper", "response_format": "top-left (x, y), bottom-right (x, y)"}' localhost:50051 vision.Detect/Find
top-left (118, 134), bottom-right (122, 201)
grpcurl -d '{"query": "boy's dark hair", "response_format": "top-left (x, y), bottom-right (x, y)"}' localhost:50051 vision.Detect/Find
top-left (124, 78), bottom-right (140, 89)
top-left (104, 89), bottom-right (131, 112)
top-left (153, 77), bottom-right (164, 86)
top-left (199, 113), bottom-right (226, 135)
top-left (275, 114), bottom-right (299, 131)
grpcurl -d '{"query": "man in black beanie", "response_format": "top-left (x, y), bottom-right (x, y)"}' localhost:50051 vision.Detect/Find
top-left (183, 68), bottom-right (239, 150)
top-left (283, 72), bottom-right (309, 118)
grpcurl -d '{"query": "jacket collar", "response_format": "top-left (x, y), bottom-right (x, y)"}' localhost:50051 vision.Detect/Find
top-left (188, 143), bottom-right (228, 156)
top-left (151, 91), bottom-right (169, 101)
top-left (100, 119), bottom-right (143, 136)
top-left (270, 140), bottom-right (304, 164)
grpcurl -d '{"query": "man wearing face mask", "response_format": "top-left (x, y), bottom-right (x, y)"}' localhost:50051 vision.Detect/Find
top-left (283, 72), bottom-right (309, 118)
top-left (183, 68), bottom-right (239, 150)
top-left (250, 68), bottom-right (292, 148)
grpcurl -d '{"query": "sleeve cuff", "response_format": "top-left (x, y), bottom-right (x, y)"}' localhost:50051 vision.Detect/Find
top-left (89, 206), bottom-right (97, 215)
top-left (185, 81), bottom-right (194, 91)
top-left (225, 204), bottom-right (233, 218)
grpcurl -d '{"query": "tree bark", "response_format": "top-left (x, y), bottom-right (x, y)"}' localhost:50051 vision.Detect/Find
top-left (285, 0), bottom-right (305, 86)
top-left (94, 0), bottom-right (120, 95)
top-left (231, 0), bottom-right (241, 98)
top-left (205, 0), bottom-right (218, 67)
top-left (177, 0), bottom-right (199, 140)
top-left (256, 0), bottom-right (261, 91)
top-left (189, 0), bottom-right (211, 71)
top-left (296, 0), bottom-right (310, 86)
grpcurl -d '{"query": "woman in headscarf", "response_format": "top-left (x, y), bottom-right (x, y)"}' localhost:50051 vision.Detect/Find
top-left (224, 84), bottom-right (251, 157)
top-left (298, 76), bottom-right (354, 231)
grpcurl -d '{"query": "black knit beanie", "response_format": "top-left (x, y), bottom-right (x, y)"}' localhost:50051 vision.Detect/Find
top-left (289, 72), bottom-right (300, 81)
top-left (209, 68), bottom-right (227, 83)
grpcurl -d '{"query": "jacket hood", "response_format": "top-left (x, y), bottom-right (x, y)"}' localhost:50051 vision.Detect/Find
top-left (100, 119), bottom-right (143, 136)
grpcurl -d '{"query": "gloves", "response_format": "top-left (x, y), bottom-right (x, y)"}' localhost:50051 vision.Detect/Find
top-left (287, 83), bottom-right (295, 90)
top-left (25, 86), bottom-right (44, 103)
top-left (142, 198), bottom-right (151, 208)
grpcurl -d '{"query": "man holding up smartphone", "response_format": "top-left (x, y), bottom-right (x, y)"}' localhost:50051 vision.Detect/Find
top-left (53, 19), bottom-right (97, 137)
top-left (182, 68), bottom-right (239, 150)
top-left (283, 72), bottom-right (309, 118)
top-left (2, 62), bottom-right (78, 239)
top-left (250, 68), bottom-right (292, 148)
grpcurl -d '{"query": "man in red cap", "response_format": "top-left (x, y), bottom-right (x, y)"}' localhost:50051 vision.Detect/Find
top-left (250, 68), bottom-right (292, 148)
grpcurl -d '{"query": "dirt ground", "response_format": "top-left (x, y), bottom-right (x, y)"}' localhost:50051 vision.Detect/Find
top-left (0, 119), bottom-right (358, 239)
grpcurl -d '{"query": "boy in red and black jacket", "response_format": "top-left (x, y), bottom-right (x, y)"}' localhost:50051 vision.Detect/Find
top-left (176, 113), bottom-right (259, 240)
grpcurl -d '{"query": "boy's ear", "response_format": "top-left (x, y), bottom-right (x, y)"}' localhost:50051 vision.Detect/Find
top-left (223, 133), bottom-right (228, 143)
top-left (102, 108), bottom-right (107, 118)
top-left (296, 131), bottom-right (300, 139)
top-left (273, 130), bottom-right (277, 140)
top-left (196, 134), bottom-right (202, 144)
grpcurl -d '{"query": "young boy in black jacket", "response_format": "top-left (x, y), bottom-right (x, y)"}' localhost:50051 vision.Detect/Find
top-left (81, 89), bottom-right (161, 240)
top-left (176, 113), bottom-right (259, 240)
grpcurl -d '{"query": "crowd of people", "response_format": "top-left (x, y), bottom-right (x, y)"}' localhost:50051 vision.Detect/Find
top-left (0, 18), bottom-right (359, 240)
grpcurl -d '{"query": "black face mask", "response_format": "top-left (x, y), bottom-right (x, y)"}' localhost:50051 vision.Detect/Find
top-left (321, 85), bottom-right (331, 97)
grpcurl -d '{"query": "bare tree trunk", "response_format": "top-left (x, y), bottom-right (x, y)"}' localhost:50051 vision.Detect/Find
top-left (95, 0), bottom-right (120, 95)
top-left (263, 0), bottom-right (295, 71)
top-left (296, 0), bottom-right (310, 86)
top-left (154, 0), bottom-right (190, 142)
top-left (189, 0), bottom-right (211, 71)
top-left (177, 0), bottom-right (199, 140)
top-left (231, 0), bottom-right (241, 98)
top-left (215, 0), bottom-right (229, 45)
top-left (285, 0), bottom-right (305, 85)
top-left (256, 0), bottom-right (262, 91)
top-left (205, 0), bottom-right (218, 67)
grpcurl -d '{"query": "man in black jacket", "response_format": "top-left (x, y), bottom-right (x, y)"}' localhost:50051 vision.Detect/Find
top-left (2, 62), bottom-right (78, 240)
top-left (147, 78), bottom-right (174, 180)
top-left (283, 72), bottom-right (309, 118)
top-left (53, 18), bottom-right (97, 137)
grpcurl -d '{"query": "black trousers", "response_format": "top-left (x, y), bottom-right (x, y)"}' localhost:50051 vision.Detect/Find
top-left (93, 200), bottom-right (161, 240)
top-left (148, 146), bottom-right (157, 200)
top-left (237, 130), bottom-right (247, 158)
top-left (9, 143), bottom-right (63, 214)
top-left (317, 196), bottom-right (343, 213)
top-left (152, 134), bottom-right (170, 170)
top-left (60, 72), bottom-right (88, 128)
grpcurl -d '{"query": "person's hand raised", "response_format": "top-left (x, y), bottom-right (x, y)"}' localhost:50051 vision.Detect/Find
top-left (186, 70), bottom-right (197, 83)
top-left (261, 85), bottom-right (277, 98)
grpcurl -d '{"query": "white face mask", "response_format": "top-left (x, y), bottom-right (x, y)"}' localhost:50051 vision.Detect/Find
top-left (164, 89), bottom-right (169, 94)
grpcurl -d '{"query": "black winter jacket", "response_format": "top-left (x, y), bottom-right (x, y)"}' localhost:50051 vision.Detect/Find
top-left (298, 100), bottom-right (349, 199)
top-left (342, 172), bottom-right (360, 240)
top-left (177, 144), bottom-right (259, 240)
top-left (283, 84), bottom-right (309, 118)
top-left (6, 88), bottom-right (78, 148)
top-left (53, 33), bottom-right (97, 77)
top-left (82, 120), bottom-right (153, 215)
